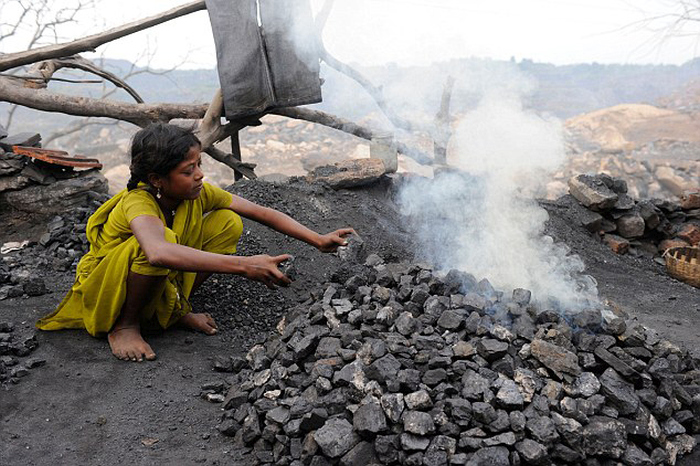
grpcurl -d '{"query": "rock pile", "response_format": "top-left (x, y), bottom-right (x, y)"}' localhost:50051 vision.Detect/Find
top-left (567, 174), bottom-right (700, 257)
top-left (0, 320), bottom-right (44, 385)
top-left (0, 127), bottom-right (109, 300)
top-left (549, 148), bottom-right (699, 203)
top-left (207, 252), bottom-right (699, 465)
top-left (0, 205), bottom-right (101, 300)
top-left (0, 130), bottom-right (108, 214)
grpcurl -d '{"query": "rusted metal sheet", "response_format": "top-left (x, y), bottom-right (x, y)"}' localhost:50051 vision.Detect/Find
top-left (10, 145), bottom-right (103, 169)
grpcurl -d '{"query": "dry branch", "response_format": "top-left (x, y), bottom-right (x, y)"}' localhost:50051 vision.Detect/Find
top-left (0, 76), bottom-right (207, 126)
top-left (0, 1), bottom-right (205, 72)
top-left (271, 107), bottom-right (433, 165)
top-left (204, 146), bottom-right (257, 180)
top-left (26, 56), bottom-right (144, 103)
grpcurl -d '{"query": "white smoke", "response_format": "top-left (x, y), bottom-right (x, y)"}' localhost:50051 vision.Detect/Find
top-left (399, 88), bottom-right (600, 310)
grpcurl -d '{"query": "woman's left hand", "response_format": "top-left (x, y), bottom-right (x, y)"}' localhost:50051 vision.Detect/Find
top-left (315, 228), bottom-right (356, 253)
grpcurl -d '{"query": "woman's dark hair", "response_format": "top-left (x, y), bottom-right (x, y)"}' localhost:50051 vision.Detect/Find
top-left (126, 123), bottom-right (201, 190)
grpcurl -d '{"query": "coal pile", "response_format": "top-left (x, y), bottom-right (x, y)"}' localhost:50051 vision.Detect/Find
top-left (0, 130), bottom-right (108, 214)
top-left (204, 250), bottom-right (699, 465)
top-left (0, 129), bottom-right (109, 300)
top-left (0, 320), bottom-right (44, 385)
top-left (567, 174), bottom-right (700, 258)
top-left (0, 204), bottom-right (102, 300)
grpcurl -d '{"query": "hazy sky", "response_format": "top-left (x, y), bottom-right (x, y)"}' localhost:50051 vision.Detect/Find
top-left (5, 0), bottom-right (700, 69)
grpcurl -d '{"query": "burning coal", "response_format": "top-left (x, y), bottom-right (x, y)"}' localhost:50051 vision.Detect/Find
top-left (398, 90), bottom-right (600, 311)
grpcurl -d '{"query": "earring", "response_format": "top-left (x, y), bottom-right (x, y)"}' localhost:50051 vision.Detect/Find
top-left (156, 187), bottom-right (162, 199)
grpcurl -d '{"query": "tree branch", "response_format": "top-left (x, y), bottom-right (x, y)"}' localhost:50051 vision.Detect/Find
top-left (270, 107), bottom-right (433, 165)
top-left (0, 76), bottom-right (207, 126)
top-left (203, 146), bottom-right (257, 180)
top-left (0, 0), bottom-right (206, 72)
top-left (26, 55), bottom-right (144, 102)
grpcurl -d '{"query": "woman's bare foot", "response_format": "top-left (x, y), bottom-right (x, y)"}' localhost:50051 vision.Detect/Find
top-left (178, 312), bottom-right (218, 335)
top-left (108, 326), bottom-right (156, 362)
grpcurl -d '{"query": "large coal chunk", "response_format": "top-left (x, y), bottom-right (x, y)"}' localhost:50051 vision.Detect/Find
top-left (581, 416), bottom-right (627, 459)
top-left (314, 418), bottom-right (359, 458)
top-left (599, 367), bottom-right (640, 415)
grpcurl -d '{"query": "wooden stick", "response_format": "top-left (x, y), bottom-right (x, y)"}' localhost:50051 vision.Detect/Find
top-left (0, 1), bottom-right (206, 72)
top-left (26, 56), bottom-right (144, 103)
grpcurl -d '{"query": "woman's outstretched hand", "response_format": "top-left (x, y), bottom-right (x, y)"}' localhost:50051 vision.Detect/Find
top-left (315, 228), bottom-right (356, 253)
top-left (244, 254), bottom-right (293, 288)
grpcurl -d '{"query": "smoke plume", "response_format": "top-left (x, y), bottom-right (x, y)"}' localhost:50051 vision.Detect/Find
top-left (398, 88), bottom-right (600, 311)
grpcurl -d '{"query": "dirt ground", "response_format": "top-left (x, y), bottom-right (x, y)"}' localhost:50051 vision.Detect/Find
top-left (1, 177), bottom-right (699, 466)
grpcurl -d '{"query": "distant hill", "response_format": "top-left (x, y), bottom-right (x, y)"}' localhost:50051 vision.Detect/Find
top-left (8, 56), bottom-right (698, 119)
top-left (2, 56), bottom-right (699, 138)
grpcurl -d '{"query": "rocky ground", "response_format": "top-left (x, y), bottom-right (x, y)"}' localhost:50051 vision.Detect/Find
top-left (1, 176), bottom-right (699, 465)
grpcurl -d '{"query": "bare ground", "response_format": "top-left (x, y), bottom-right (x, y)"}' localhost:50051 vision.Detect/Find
top-left (1, 177), bottom-right (699, 466)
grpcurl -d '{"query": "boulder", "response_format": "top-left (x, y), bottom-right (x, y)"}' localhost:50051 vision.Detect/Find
top-left (568, 174), bottom-right (618, 210)
top-left (0, 170), bottom-right (108, 213)
top-left (307, 159), bottom-right (386, 189)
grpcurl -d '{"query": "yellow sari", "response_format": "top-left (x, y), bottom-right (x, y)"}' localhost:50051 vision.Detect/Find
top-left (37, 182), bottom-right (241, 336)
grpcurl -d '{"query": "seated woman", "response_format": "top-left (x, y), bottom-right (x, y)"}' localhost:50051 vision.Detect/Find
top-left (37, 123), bottom-right (353, 362)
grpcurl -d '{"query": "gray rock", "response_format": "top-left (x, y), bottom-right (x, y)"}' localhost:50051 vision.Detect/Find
top-left (465, 446), bottom-right (510, 466)
top-left (551, 443), bottom-right (583, 463)
top-left (568, 372), bottom-right (601, 397)
top-left (526, 415), bottom-right (559, 445)
top-left (662, 417), bottom-right (686, 436)
top-left (461, 370), bottom-right (491, 400)
top-left (616, 214), bottom-right (645, 238)
top-left (446, 398), bottom-right (472, 426)
top-left (515, 438), bottom-right (548, 464)
top-left (404, 390), bottom-right (433, 410)
top-left (580, 209), bottom-right (604, 232)
top-left (300, 409), bottom-right (328, 432)
top-left (471, 402), bottom-right (497, 424)
top-left (622, 443), bottom-right (653, 466)
top-left (246, 344), bottom-right (268, 371)
top-left (495, 379), bottom-right (524, 410)
top-left (436, 309), bottom-right (464, 330)
top-left (530, 339), bottom-right (581, 376)
top-left (550, 412), bottom-right (583, 448)
top-left (314, 418), bottom-right (359, 458)
top-left (571, 309), bottom-right (602, 331)
top-left (22, 277), bottom-right (47, 297)
top-left (316, 337), bottom-right (342, 359)
top-left (476, 339), bottom-right (509, 362)
top-left (614, 193), bottom-right (635, 210)
top-left (339, 441), bottom-right (377, 466)
top-left (380, 393), bottom-right (404, 423)
top-left (353, 400), bottom-right (387, 435)
top-left (394, 311), bottom-right (417, 336)
top-left (581, 417), bottom-right (627, 459)
top-left (568, 174), bottom-right (618, 210)
top-left (365, 353), bottom-right (401, 383)
top-left (400, 433), bottom-right (430, 451)
top-left (594, 346), bottom-right (640, 381)
top-left (336, 234), bottom-right (365, 263)
top-left (599, 368), bottom-right (640, 415)
top-left (512, 288), bottom-right (531, 305)
top-left (241, 408), bottom-right (262, 445)
top-left (0, 173), bottom-right (30, 193)
top-left (482, 432), bottom-right (516, 447)
top-left (334, 360), bottom-right (366, 386)
top-left (402, 410), bottom-right (435, 435)
top-left (1, 170), bottom-right (108, 214)
top-left (374, 435), bottom-right (399, 463)
top-left (266, 406), bottom-right (290, 425)
top-left (453, 341), bottom-right (477, 358)
top-left (422, 368), bottom-right (447, 386)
